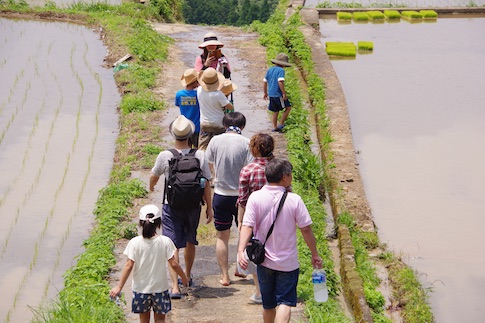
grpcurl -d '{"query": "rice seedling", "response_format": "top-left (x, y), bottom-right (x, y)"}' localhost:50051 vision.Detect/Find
top-left (420, 10), bottom-right (438, 19)
top-left (384, 10), bottom-right (401, 19)
top-left (358, 41), bottom-right (374, 51)
top-left (352, 12), bottom-right (369, 22)
top-left (401, 10), bottom-right (423, 19)
top-left (336, 11), bottom-right (352, 21)
top-left (326, 42), bottom-right (357, 57)
top-left (367, 11), bottom-right (385, 20)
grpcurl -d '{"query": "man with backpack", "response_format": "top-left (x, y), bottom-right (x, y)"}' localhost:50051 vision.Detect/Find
top-left (149, 115), bottom-right (213, 299)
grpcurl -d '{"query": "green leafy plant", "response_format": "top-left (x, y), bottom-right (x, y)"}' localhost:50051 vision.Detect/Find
top-left (325, 42), bottom-right (356, 57)
top-left (384, 9), bottom-right (401, 19)
top-left (401, 10), bottom-right (423, 19)
top-left (367, 10), bottom-right (385, 20)
top-left (420, 10), bottom-right (438, 19)
top-left (358, 41), bottom-right (374, 51)
top-left (336, 11), bottom-right (352, 20)
top-left (352, 12), bottom-right (369, 21)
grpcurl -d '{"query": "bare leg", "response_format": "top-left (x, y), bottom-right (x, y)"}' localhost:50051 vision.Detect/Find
top-left (169, 249), bottom-right (181, 294)
top-left (263, 308), bottom-right (276, 323)
top-left (253, 273), bottom-right (261, 297)
top-left (272, 111), bottom-right (279, 129)
top-left (184, 242), bottom-right (196, 280)
top-left (139, 312), bottom-right (150, 323)
top-left (275, 305), bottom-right (291, 323)
top-left (216, 229), bottom-right (231, 285)
top-left (154, 312), bottom-right (166, 323)
top-left (278, 107), bottom-right (291, 127)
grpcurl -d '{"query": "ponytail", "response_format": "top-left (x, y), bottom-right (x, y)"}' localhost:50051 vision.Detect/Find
top-left (139, 217), bottom-right (161, 238)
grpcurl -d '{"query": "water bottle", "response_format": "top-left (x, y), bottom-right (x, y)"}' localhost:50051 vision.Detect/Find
top-left (312, 268), bottom-right (328, 303)
top-left (200, 178), bottom-right (206, 188)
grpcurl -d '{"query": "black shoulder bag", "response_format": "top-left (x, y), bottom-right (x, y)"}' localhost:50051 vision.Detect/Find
top-left (246, 192), bottom-right (288, 265)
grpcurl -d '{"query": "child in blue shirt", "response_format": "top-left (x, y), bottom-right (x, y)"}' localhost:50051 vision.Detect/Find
top-left (176, 69), bottom-right (201, 147)
top-left (263, 53), bottom-right (293, 133)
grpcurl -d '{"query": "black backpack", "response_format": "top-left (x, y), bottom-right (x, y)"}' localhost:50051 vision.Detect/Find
top-left (164, 149), bottom-right (205, 210)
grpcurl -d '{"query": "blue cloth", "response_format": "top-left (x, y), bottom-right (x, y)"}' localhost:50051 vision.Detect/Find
top-left (257, 266), bottom-right (299, 309)
top-left (264, 66), bottom-right (285, 98)
top-left (175, 89), bottom-right (200, 132)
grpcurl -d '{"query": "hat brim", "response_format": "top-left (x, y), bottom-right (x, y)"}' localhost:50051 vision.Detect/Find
top-left (180, 75), bottom-right (198, 87)
top-left (169, 119), bottom-right (195, 140)
top-left (199, 40), bottom-right (224, 48)
top-left (222, 83), bottom-right (237, 96)
top-left (271, 59), bottom-right (292, 67)
top-left (198, 70), bottom-right (226, 92)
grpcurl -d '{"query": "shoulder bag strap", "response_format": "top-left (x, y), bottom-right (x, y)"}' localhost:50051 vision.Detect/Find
top-left (263, 191), bottom-right (288, 246)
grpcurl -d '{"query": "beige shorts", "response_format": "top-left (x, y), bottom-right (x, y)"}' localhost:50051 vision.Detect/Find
top-left (199, 124), bottom-right (225, 150)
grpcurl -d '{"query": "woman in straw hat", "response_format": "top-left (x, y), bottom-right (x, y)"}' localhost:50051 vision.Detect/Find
top-left (194, 32), bottom-right (231, 79)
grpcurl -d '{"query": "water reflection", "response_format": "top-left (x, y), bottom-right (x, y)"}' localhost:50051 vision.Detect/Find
top-left (321, 17), bottom-right (485, 322)
top-left (306, 0), bottom-right (485, 7)
top-left (0, 18), bottom-right (119, 322)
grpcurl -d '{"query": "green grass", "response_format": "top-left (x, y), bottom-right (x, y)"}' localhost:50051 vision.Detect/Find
top-left (358, 41), bottom-right (374, 51)
top-left (420, 10), bottom-right (438, 18)
top-left (325, 42), bottom-right (356, 57)
top-left (352, 12), bottom-right (369, 21)
top-left (401, 10), bottom-right (423, 19)
top-left (336, 11), bottom-right (352, 20)
top-left (367, 10), bottom-right (385, 20)
top-left (384, 9), bottom-right (401, 19)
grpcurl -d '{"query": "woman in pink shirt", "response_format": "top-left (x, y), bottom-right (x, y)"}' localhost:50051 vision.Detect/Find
top-left (194, 32), bottom-right (231, 79)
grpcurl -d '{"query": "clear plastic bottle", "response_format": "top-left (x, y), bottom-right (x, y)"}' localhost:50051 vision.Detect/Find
top-left (312, 268), bottom-right (328, 303)
top-left (200, 178), bottom-right (206, 188)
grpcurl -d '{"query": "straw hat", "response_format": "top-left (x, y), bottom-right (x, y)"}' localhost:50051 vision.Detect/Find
top-left (198, 68), bottom-right (225, 92)
top-left (199, 32), bottom-right (224, 48)
top-left (221, 79), bottom-right (238, 96)
top-left (169, 115), bottom-right (195, 140)
top-left (180, 68), bottom-right (198, 87)
top-left (271, 53), bottom-right (292, 67)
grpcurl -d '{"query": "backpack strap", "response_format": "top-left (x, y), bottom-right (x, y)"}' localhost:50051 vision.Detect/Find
top-left (187, 148), bottom-right (197, 156)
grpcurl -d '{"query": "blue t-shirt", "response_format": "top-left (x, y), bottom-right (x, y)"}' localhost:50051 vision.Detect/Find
top-left (175, 89), bottom-right (200, 132)
top-left (264, 66), bottom-right (285, 98)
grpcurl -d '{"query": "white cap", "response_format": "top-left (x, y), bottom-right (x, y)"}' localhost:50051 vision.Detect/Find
top-left (139, 205), bottom-right (161, 223)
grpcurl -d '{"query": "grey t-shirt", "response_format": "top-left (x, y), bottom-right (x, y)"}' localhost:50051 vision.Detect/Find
top-left (205, 133), bottom-right (253, 196)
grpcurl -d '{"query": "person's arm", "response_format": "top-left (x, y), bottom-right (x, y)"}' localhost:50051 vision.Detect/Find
top-left (300, 225), bottom-right (323, 269)
top-left (149, 173), bottom-right (160, 192)
top-left (237, 225), bottom-right (253, 270)
top-left (109, 258), bottom-right (134, 297)
top-left (278, 80), bottom-right (287, 101)
top-left (237, 205), bottom-right (245, 231)
top-left (203, 184), bottom-right (213, 224)
top-left (224, 102), bottom-right (234, 113)
top-left (194, 55), bottom-right (204, 71)
top-left (263, 80), bottom-right (268, 100)
top-left (168, 256), bottom-right (189, 286)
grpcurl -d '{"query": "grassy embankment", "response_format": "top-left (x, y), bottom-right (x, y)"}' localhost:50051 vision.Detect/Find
top-left (252, 2), bottom-right (434, 322)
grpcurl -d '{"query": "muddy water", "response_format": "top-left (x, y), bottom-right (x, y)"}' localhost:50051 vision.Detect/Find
top-left (306, 0), bottom-right (485, 7)
top-left (0, 18), bottom-right (119, 322)
top-left (320, 16), bottom-right (485, 322)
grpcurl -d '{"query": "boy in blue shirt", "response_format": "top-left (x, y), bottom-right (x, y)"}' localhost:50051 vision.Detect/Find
top-left (176, 68), bottom-right (200, 147)
top-left (263, 53), bottom-right (293, 132)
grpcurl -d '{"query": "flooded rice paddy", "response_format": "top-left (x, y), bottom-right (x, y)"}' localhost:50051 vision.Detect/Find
top-left (306, 0), bottom-right (485, 7)
top-left (320, 16), bottom-right (485, 322)
top-left (0, 18), bottom-right (119, 322)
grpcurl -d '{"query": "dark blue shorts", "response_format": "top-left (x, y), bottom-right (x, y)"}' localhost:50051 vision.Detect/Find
top-left (132, 291), bottom-right (171, 314)
top-left (268, 97), bottom-right (291, 112)
top-left (257, 265), bottom-right (299, 309)
top-left (162, 204), bottom-right (200, 248)
top-left (212, 194), bottom-right (238, 231)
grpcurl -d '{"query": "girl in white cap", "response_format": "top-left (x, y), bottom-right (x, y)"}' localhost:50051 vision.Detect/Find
top-left (110, 204), bottom-right (188, 323)
top-left (194, 32), bottom-right (231, 79)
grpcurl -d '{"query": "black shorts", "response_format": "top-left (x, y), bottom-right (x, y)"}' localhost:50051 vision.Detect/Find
top-left (268, 97), bottom-right (291, 112)
top-left (212, 194), bottom-right (238, 231)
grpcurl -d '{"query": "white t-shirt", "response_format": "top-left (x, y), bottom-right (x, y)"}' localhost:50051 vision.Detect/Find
top-left (197, 87), bottom-right (230, 128)
top-left (124, 235), bottom-right (176, 293)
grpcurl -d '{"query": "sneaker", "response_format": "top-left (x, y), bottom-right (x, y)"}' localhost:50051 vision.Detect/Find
top-left (249, 294), bottom-right (262, 304)
top-left (271, 127), bottom-right (282, 133)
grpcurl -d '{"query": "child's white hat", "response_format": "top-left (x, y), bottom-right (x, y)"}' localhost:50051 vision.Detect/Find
top-left (139, 205), bottom-right (161, 223)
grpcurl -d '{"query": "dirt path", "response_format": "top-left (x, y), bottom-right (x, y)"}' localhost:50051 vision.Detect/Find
top-left (110, 23), bottom-right (306, 322)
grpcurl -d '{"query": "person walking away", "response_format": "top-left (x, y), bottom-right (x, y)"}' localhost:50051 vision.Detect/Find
top-left (205, 112), bottom-right (253, 286)
top-left (263, 53), bottom-right (293, 133)
top-left (149, 115), bottom-right (213, 299)
top-left (197, 67), bottom-right (233, 150)
top-left (237, 158), bottom-right (323, 323)
top-left (175, 68), bottom-right (200, 148)
top-left (237, 133), bottom-right (275, 304)
top-left (109, 204), bottom-right (189, 323)
top-left (194, 32), bottom-right (231, 79)
top-left (220, 79), bottom-right (237, 107)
